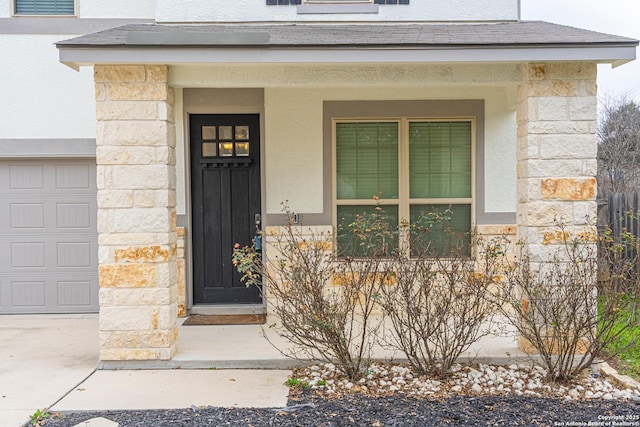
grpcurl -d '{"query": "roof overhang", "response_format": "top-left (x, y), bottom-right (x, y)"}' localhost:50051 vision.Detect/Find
top-left (59, 44), bottom-right (637, 71)
top-left (56, 22), bottom-right (638, 71)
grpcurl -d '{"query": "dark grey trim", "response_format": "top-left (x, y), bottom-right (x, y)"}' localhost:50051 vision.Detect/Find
top-left (297, 4), bottom-right (378, 14)
top-left (183, 88), bottom-right (265, 110)
top-left (59, 46), bottom-right (637, 71)
top-left (0, 18), bottom-right (152, 34)
top-left (266, 100), bottom-right (516, 226)
top-left (0, 138), bottom-right (96, 158)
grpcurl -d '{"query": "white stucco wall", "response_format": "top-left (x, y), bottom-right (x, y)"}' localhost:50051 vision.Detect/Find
top-left (0, 34), bottom-right (96, 138)
top-left (174, 88), bottom-right (186, 216)
top-left (0, 0), bottom-right (9, 17)
top-left (0, 0), bottom-right (154, 17)
top-left (156, 0), bottom-right (519, 23)
top-left (170, 63), bottom-right (518, 217)
top-left (78, 0), bottom-right (155, 18)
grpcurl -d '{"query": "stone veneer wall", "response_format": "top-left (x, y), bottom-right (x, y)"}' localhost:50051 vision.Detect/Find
top-left (516, 63), bottom-right (598, 265)
top-left (264, 224), bottom-right (517, 312)
top-left (177, 226), bottom-right (186, 317)
top-left (516, 63), bottom-right (598, 353)
top-left (95, 65), bottom-right (179, 361)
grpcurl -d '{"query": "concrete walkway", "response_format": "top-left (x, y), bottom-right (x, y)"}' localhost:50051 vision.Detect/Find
top-left (0, 314), bottom-right (294, 427)
top-left (0, 315), bottom-right (98, 427)
top-left (0, 314), bottom-right (524, 427)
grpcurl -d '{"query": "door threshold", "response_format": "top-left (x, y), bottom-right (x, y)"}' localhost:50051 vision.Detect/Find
top-left (189, 304), bottom-right (266, 316)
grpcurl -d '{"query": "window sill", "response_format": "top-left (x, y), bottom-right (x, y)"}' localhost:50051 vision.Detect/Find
top-left (297, 4), bottom-right (379, 14)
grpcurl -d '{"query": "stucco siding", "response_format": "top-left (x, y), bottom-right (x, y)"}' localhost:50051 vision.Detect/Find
top-left (0, 34), bottom-right (95, 138)
top-left (0, 0), bottom-right (9, 17)
top-left (156, 0), bottom-right (519, 23)
top-left (485, 89), bottom-right (518, 213)
top-left (78, 0), bottom-right (154, 19)
top-left (0, 0), bottom-right (154, 18)
top-left (171, 63), bottom-right (519, 220)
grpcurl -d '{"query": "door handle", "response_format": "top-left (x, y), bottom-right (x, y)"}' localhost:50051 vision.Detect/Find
top-left (254, 213), bottom-right (262, 252)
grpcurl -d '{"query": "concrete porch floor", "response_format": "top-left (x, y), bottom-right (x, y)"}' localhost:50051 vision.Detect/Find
top-left (100, 316), bottom-right (531, 370)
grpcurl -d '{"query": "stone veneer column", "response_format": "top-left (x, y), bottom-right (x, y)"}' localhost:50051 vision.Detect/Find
top-left (95, 65), bottom-right (178, 361)
top-left (516, 62), bottom-right (598, 266)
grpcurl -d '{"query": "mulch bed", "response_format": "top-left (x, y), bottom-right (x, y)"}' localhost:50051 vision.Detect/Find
top-left (40, 391), bottom-right (640, 427)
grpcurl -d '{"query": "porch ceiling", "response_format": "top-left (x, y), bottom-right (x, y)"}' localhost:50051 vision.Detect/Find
top-left (57, 21), bottom-right (638, 70)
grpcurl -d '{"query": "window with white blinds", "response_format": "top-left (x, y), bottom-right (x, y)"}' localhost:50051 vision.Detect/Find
top-left (335, 119), bottom-right (473, 256)
top-left (15, 0), bottom-right (74, 15)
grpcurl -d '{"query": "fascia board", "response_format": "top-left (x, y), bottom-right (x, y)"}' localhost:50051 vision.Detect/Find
top-left (59, 45), bottom-right (637, 70)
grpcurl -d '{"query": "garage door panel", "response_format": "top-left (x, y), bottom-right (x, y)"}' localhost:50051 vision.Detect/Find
top-left (57, 202), bottom-right (92, 229)
top-left (0, 272), bottom-right (98, 314)
top-left (57, 242), bottom-right (93, 268)
top-left (0, 239), bottom-right (5, 271)
top-left (56, 164), bottom-right (92, 189)
top-left (0, 159), bottom-right (98, 314)
top-left (10, 203), bottom-right (45, 229)
top-left (11, 242), bottom-right (46, 268)
top-left (10, 164), bottom-right (45, 190)
top-left (57, 280), bottom-right (93, 307)
top-left (3, 198), bottom-right (96, 233)
top-left (11, 280), bottom-right (46, 307)
top-left (3, 236), bottom-right (97, 269)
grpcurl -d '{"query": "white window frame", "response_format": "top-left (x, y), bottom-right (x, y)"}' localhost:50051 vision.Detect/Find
top-left (332, 117), bottom-right (476, 255)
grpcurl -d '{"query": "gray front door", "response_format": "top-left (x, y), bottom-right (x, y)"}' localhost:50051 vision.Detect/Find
top-left (0, 159), bottom-right (98, 313)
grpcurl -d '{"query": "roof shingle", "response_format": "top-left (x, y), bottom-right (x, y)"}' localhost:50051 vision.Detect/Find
top-left (57, 21), bottom-right (637, 49)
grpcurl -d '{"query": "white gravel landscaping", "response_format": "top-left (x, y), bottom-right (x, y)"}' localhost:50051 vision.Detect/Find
top-left (294, 362), bottom-right (640, 402)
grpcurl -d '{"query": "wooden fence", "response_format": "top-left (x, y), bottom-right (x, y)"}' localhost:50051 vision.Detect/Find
top-left (599, 192), bottom-right (640, 239)
top-left (598, 192), bottom-right (640, 280)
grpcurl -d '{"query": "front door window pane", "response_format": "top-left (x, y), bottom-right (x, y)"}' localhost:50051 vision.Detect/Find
top-left (235, 126), bottom-right (249, 140)
top-left (219, 126), bottom-right (233, 140)
top-left (202, 142), bottom-right (217, 157)
top-left (202, 126), bottom-right (216, 140)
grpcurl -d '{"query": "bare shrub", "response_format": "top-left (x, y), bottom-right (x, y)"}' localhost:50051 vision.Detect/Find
top-left (597, 94), bottom-right (640, 194)
top-left (498, 223), bottom-right (640, 382)
top-left (232, 205), bottom-right (390, 380)
top-left (380, 211), bottom-right (507, 377)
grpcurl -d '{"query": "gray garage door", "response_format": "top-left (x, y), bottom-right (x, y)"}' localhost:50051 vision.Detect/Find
top-left (0, 159), bottom-right (98, 314)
